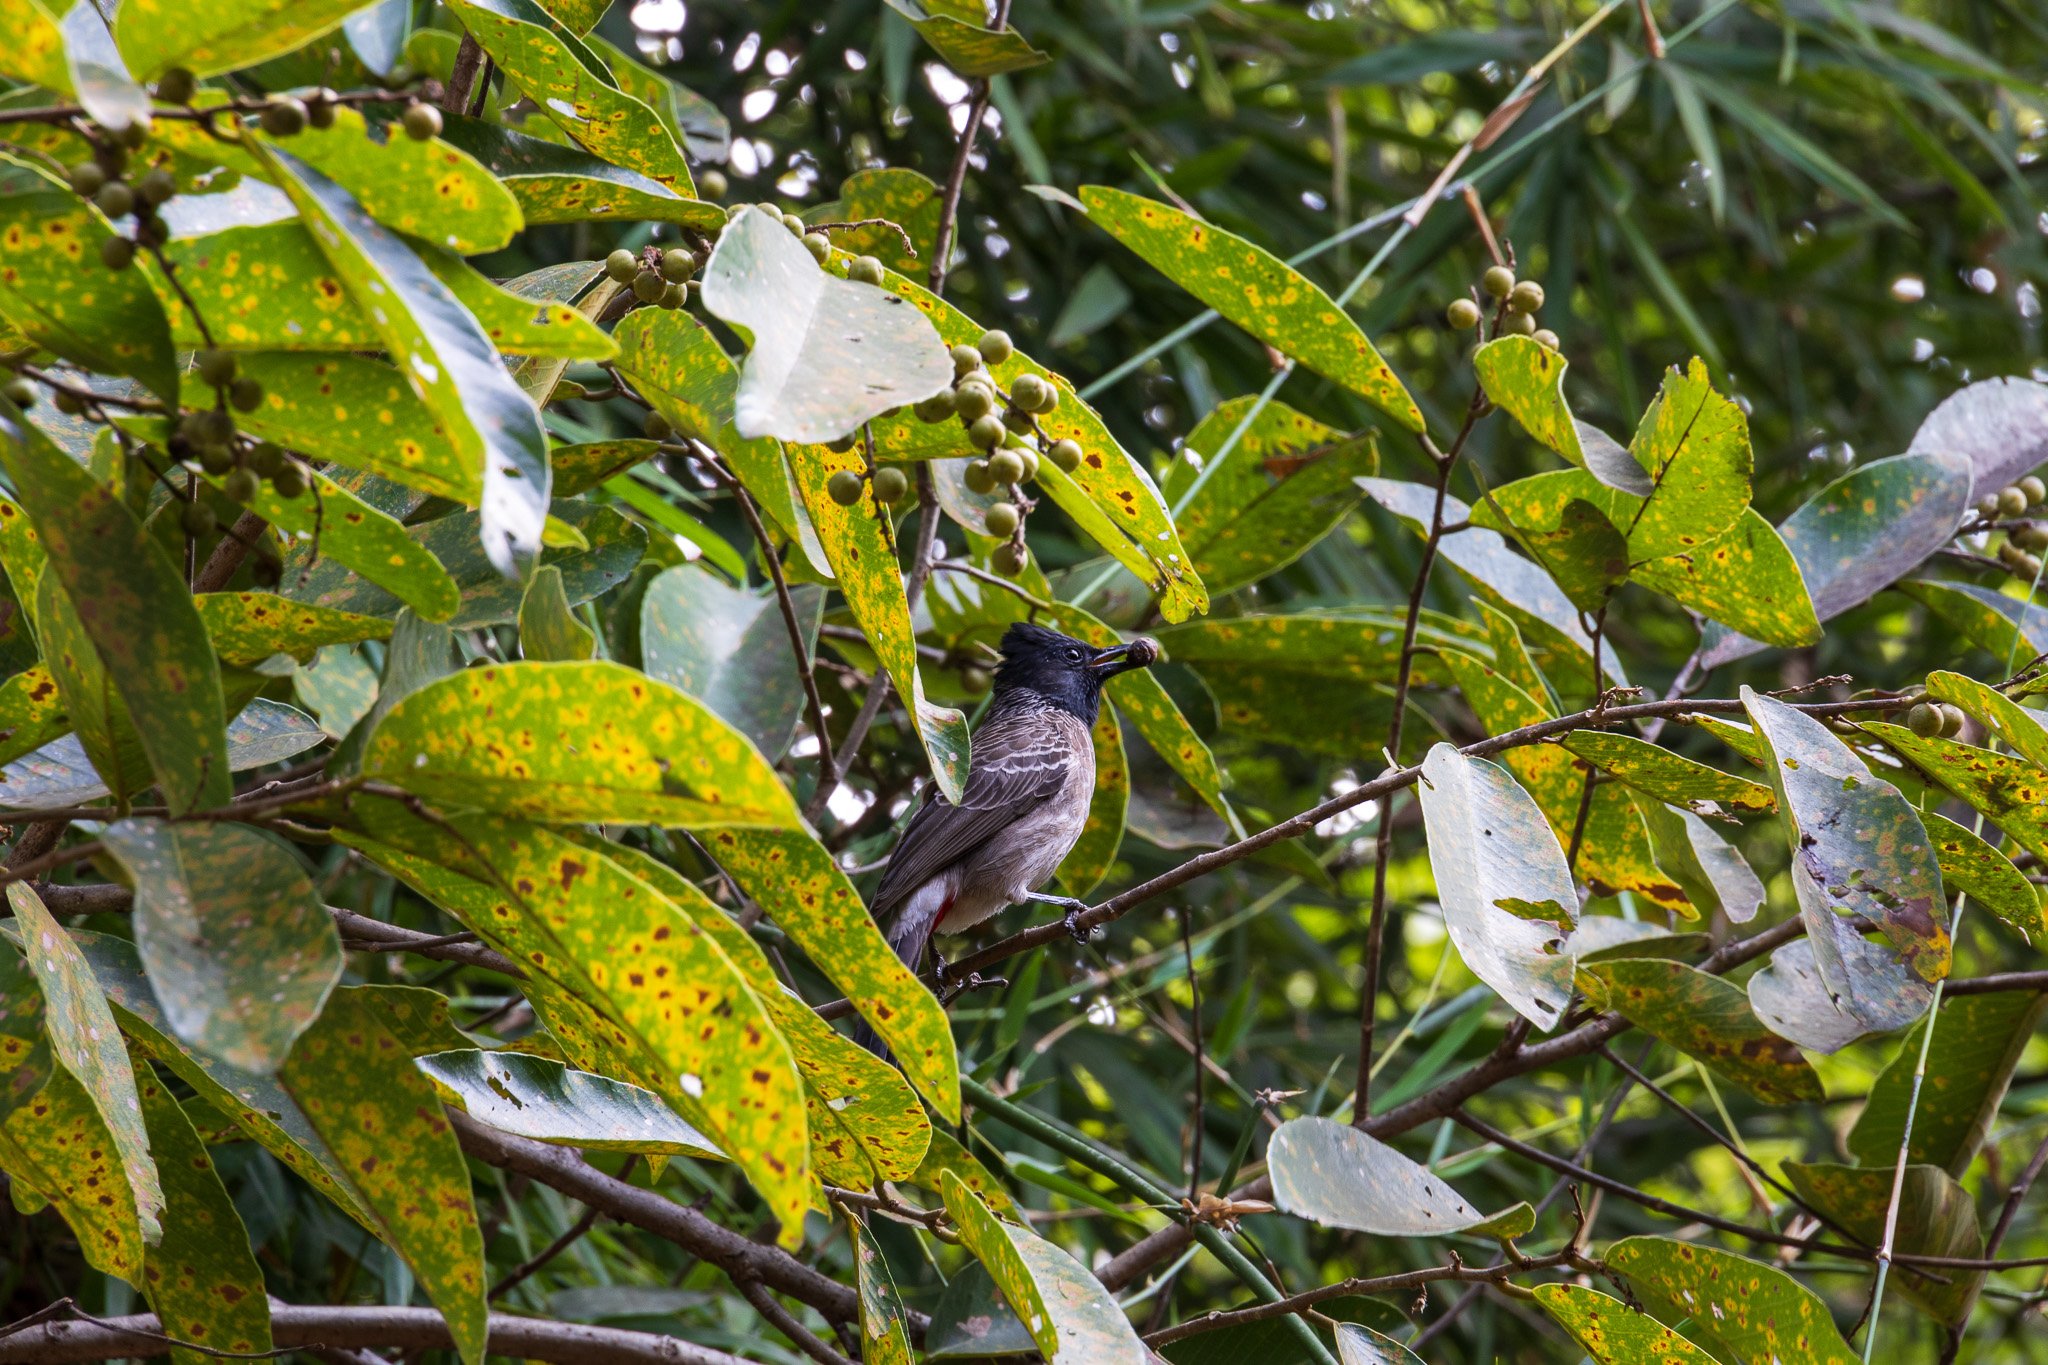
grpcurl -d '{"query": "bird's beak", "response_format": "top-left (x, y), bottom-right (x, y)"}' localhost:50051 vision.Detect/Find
top-left (1091, 636), bottom-right (1160, 677)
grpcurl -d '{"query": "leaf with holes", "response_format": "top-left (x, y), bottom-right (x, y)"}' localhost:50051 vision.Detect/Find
top-left (418, 1048), bottom-right (721, 1159)
top-left (1578, 959), bottom-right (1821, 1104)
top-left (1269, 1116), bottom-right (1535, 1239)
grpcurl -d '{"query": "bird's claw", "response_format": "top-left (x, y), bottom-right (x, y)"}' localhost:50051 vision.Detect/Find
top-left (1062, 908), bottom-right (1091, 945)
top-left (931, 952), bottom-right (954, 991)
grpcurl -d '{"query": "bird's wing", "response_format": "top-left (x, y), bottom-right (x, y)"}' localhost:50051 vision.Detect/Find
top-left (869, 708), bottom-right (1077, 915)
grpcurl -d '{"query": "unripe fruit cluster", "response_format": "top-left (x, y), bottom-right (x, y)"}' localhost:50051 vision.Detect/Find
top-left (1906, 702), bottom-right (1968, 739)
top-left (605, 244), bottom-right (699, 310)
top-left (1981, 475), bottom-right (2047, 582)
top-left (1446, 263), bottom-right (1559, 350)
top-left (69, 129), bottom-right (173, 269)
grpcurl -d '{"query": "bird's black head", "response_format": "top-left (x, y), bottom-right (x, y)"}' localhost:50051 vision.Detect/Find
top-left (992, 622), bottom-right (1158, 725)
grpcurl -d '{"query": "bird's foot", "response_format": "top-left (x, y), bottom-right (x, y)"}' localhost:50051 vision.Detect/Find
top-left (931, 951), bottom-right (954, 991)
top-left (1061, 907), bottom-right (1089, 944)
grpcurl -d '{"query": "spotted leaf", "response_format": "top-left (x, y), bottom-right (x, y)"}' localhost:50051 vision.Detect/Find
top-left (1606, 1237), bottom-right (1856, 1365)
top-left (1472, 336), bottom-right (1650, 493)
top-left (1533, 1285), bottom-right (1724, 1364)
top-left (1578, 959), bottom-right (1821, 1104)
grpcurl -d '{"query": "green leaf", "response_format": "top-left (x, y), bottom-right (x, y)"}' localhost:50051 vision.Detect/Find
top-left (446, 0), bottom-right (694, 192)
top-left (292, 639), bottom-right (384, 749)
top-left (1080, 187), bottom-right (1421, 432)
top-left (36, 571), bottom-right (148, 805)
top-left (838, 168), bottom-right (943, 278)
top-left (1057, 704), bottom-right (1126, 897)
top-left (249, 144), bottom-right (550, 575)
top-left (277, 989), bottom-right (488, 1365)
top-left (704, 207), bottom-right (952, 443)
top-left (550, 439), bottom-right (659, 499)
top-left (1634, 796), bottom-right (1765, 925)
top-left (1744, 689), bottom-right (1951, 983)
top-left (1561, 731), bottom-right (1774, 815)
top-left (1163, 397), bottom-right (1379, 595)
top-left (116, 0), bottom-right (382, 78)
top-left (0, 0), bottom-right (72, 95)
top-left (517, 564), bottom-right (597, 661)
top-left (788, 440), bottom-right (969, 801)
top-left (1606, 1237), bottom-right (1856, 1365)
top-left (640, 563), bottom-right (823, 761)
top-left (0, 666), bottom-right (68, 768)
top-left (1578, 958), bottom-right (1822, 1104)
top-left (0, 494), bottom-right (48, 624)
top-left (225, 353), bottom-right (477, 504)
top-left (1701, 450), bottom-right (1975, 668)
top-left (1867, 723), bottom-right (2048, 863)
top-left (1334, 1322), bottom-right (1424, 1365)
top-left (1920, 808), bottom-right (2045, 942)
top-left (0, 181), bottom-right (177, 402)
top-left (1604, 357), bottom-right (1754, 561)
top-left (1161, 1300), bottom-right (1411, 1365)
top-left (1747, 934), bottom-right (1933, 1055)
top-left (1631, 509), bottom-right (1821, 649)
top-left (1414, 744), bottom-right (1576, 1030)
top-left (1, 405), bottom-right (228, 812)
top-left (939, 1170), bottom-right (1149, 1364)
top-left (1897, 579), bottom-right (2048, 665)
top-left (361, 660), bottom-right (803, 828)
top-left (909, 1128), bottom-right (1016, 1215)
top-left (195, 592), bottom-right (392, 665)
top-left (417, 1047), bottom-right (721, 1159)
top-left (10, 884), bottom-right (164, 1240)
top-left (847, 1213), bottom-right (915, 1365)
top-left (100, 819), bottom-right (342, 1074)
top-left (925, 1263), bottom-right (1036, 1359)
top-left (1533, 1285), bottom-right (1725, 1364)
top-left (1471, 337), bottom-right (1650, 494)
top-left (134, 1068), bottom-right (274, 1365)
top-left (437, 112), bottom-right (726, 229)
top-left (0, 1056), bottom-right (146, 1278)
top-left (1269, 1115), bottom-right (1535, 1239)
top-left (702, 826), bottom-right (960, 1124)
top-left (1848, 990), bottom-right (2044, 1174)
top-left (1781, 1162), bottom-right (1982, 1326)
top-left (883, 0), bottom-right (1050, 76)
top-left (1924, 670), bottom-right (2048, 767)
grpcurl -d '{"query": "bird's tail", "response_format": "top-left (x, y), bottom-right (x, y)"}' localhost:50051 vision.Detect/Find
top-left (850, 882), bottom-right (951, 1059)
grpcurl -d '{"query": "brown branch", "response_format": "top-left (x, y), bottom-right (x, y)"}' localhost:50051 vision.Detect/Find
top-left (728, 478), bottom-right (833, 781)
top-left (193, 511), bottom-right (268, 593)
top-left (1983, 1129), bottom-right (2048, 1259)
top-left (734, 1282), bottom-right (853, 1365)
top-left (0, 1305), bottom-right (749, 1365)
top-left (442, 35), bottom-right (487, 115)
top-left (926, 0), bottom-right (1011, 294)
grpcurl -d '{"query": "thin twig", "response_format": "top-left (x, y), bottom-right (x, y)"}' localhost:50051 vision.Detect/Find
top-left (728, 477), bottom-right (834, 780)
top-left (1180, 909), bottom-right (1206, 1199)
top-left (734, 1282), bottom-right (853, 1365)
top-left (926, 0), bottom-right (1013, 294)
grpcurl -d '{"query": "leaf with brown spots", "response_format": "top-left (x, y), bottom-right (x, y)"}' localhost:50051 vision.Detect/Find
top-left (1561, 732), bottom-right (1775, 816)
top-left (1923, 670), bottom-right (2048, 768)
top-left (0, 665), bottom-right (68, 768)
top-left (1532, 1285), bottom-right (1725, 1364)
top-left (1472, 337), bottom-right (1652, 494)
top-left (1269, 1115), bottom-right (1535, 1240)
top-left (362, 660), bottom-right (802, 828)
top-left (1896, 579), bottom-right (2048, 666)
top-left (276, 989), bottom-right (488, 1365)
top-left (135, 1065), bottom-right (274, 1365)
top-left (1918, 808), bottom-right (2045, 942)
top-left (907, 1128), bottom-right (1016, 1217)
top-left (100, 819), bottom-right (342, 1074)
top-left (837, 168), bottom-right (941, 277)
top-left (115, 0), bottom-right (401, 80)
top-left (0, 494), bottom-right (48, 627)
top-left (1058, 704), bottom-right (1127, 897)
top-left (229, 353), bottom-right (479, 506)
top-left (847, 1212), bottom-right (914, 1365)
top-left (1606, 1237), bottom-right (1857, 1365)
top-left (1578, 958), bottom-right (1822, 1104)
top-left (1079, 187), bottom-right (1421, 433)
top-left (195, 592), bottom-right (392, 666)
top-left (1784, 1162), bottom-right (1984, 1326)
top-left (882, 0), bottom-right (1048, 76)
top-left (1, 401), bottom-right (228, 812)
top-left (1744, 690), bottom-right (1952, 984)
top-left (437, 112), bottom-right (727, 230)
top-left (517, 565), bottom-right (597, 662)
top-left (417, 1047), bottom-right (722, 1159)
top-left (10, 884), bottom-right (164, 1241)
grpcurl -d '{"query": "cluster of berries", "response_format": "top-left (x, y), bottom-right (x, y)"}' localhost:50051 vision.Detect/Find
top-left (605, 244), bottom-right (704, 310)
top-left (1980, 476), bottom-right (2047, 583)
top-left (1446, 265), bottom-right (1559, 350)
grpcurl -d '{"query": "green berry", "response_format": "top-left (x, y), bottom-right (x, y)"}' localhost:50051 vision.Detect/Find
top-left (779, 211), bottom-right (805, 236)
top-left (1998, 486), bottom-right (2030, 518)
top-left (987, 450), bottom-right (1025, 484)
top-left (1502, 310), bottom-right (1536, 336)
top-left (983, 501), bottom-right (1019, 537)
top-left (197, 443), bottom-right (234, 475)
top-left (306, 90), bottom-right (337, 130)
top-left (2015, 522), bottom-right (2048, 552)
top-left (847, 255), bottom-right (886, 286)
top-left (660, 248), bottom-right (696, 283)
top-left (1939, 704), bottom-right (1967, 738)
top-left (94, 181), bottom-right (135, 218)
top-left (224, 467), bottom-right (260, 503)
top-left (961, 666), bottom-right (991, 696)
top-left (1048, 438), bottom-right (1082, 472)
top-left (827, 469), bottom-right (865, 506)
top-left (1978, 494), bottom-right (2002, 518)
top-left (969, 415), bottom-right (1007, 451)
top-left (248, 442), bottom-right (284, 477)
top-left (260, 97), bottom-right (308, 137)
top-left (2021, 475), bottom-right (2047, 506)
top-left (1481, 265), bottom-right (1515, 298)
top-left (2, 378), bottom-right (35, 408)
top-left (872, 466), bottom-right (909, 506)
top-left (1029, 382), bottom-right (1059, 416)
top-left (1003, 408), bottom-right (1034, 435)
top-left (1532, 329), bottom-right (1560, 350)
top-left (196, 348), bottom-right (237, 386)
top-left (1509, 281), bottom-right (1545, 313)
top-left (271, 463), bottom-right (306, 499)
top-left (180, 498), bottom-right (216, 536)
top-left (991, 542), bottom-right (1027, 577)
top-left (632, 270), bottom-right (666, 303)
top-left (605, 248), bottom-right (639, 283)
top-left (825, 433), bottom-right (856, 453)
top-left (135, 213), bottom-right (167, 247)
top-left (658, 282), bottom-right (684, 309)
top-left (976, 329), bottom-right (1013, 365)
top-left (402, 102), bottom-right (443, 141)
top-left (953, 382), bottom-right (994, 422)
top-left (2015, 552), bottom-right (2045, 581)
top-left (198, 408), bottom-right (235, 444)
top-left (949, 343), bottom-right (982, 376)
top-left (1907, 703), bottom-right (1942, 737)
top-left (914, 390), bottom-right (956, 423)
top-left (93, 143), bottom-right (128, 176)
top-left (1017, 448), bottom-right (1040, 483)
top-left (1009, 373), bottom-right (1048, 411)
top-left (53, 389), bottom-right (84, 416)
top-left (229, 376), bottom-right (264, 412)
top-left (136, 168), bottom-right (176, 207)
top-left (1999, 541), bottom-right (2026, 569)
top-left (1446, 298), bottom-right (1481, 329)
top-left (963, 459), bottom-right (995, 495)
top-left (802, 232), bottom-right (831, 264)
top-left (644, 411), bottom-right (673, 441)
top-left (155, 67), bottom-right (196, 104)
top-left (696, 169), bottom-right (727, 201)
top-left (67, 161), bottom-right (106, 196)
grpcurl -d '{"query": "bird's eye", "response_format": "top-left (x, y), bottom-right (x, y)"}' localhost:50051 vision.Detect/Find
top-left (1066, 647), bottom-right (1083, 662)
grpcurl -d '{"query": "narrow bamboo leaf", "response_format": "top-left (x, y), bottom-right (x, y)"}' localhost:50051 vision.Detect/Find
top-left (1269, 1115), bottom-right (1535, 1238)
top-left (1743, 689), bottom-right (1951, 982)
top-left (446, 0), bottom-right (694, 191)
top-left (640, 563), bottom-right (823, 761)
top-left (1746, 933), bottom-right (1931, 1055)
top-left (418, 1048), bottom-right (721, 1158)
top-left (703, 826), bottom-right (960, 1123)
top-left (116, 0), bottom-right (383, 78)
top-left (0, 666), bottom-right (67, 768)
top-left (1414, 744), bottom-right (1576, 1030)
top-left (1080, 187), bottom-right (1420, 431)
top-left (1471, 337), bottom-right (1650, 493)
top-left (1163, 397), bottom-right (1379, 594)
top-left (250, 144), bottom-right (550, 577)
top-left (135, 1069), bottom-right (273, 1365)
top-left (1634, 796), bottom-right (1764, 925)
top-left (436, 112), bottom-right (726, 228)
top-left (1848, 990), bottom-right (2043, 1175)
top-left (1701, 450), bottom-right (1975, 668)
top-left (1057, 705), bottom-right (1126, 897)
top-left (195, 592), bottom-right (392, 666)
top-left (1606, 1237), bottom-right (1856, 1365)
top-left (1920, 809), bottom-right (2045, 941)
top-left (517, 564), bottom-right (597, 661)
top-left (1578, 959), bottom-right (1821, 1104)
top-left (0, 182), bottom-right (177, 402)
top-left (787, 440), bottom-right (969, 801)
top-left (277, 989), bottom-right (488, 1364)
top-left (361, 660), bottom-right (802, 827)
top-left (848, 1213), bottom-right (915, 1365)
top-left (838, 168), bottom-right (942, 277)
top-left (1781, 1162), bottom-right (1982, 1326)
top-left (100, 819), bottom-right (342, 1074)
top-left (1533, 1285), bottom-right (1724, 1363)
top-left (1908, 374), bottom-right (2048, 500)
top-left (10, 884), bottom-right (163, 1240)
top-left (703, 207), bottom-right (951, 443)
top-left (1924, 670), bottom-right (2048, 767)
top-left (1869, 723), bottom-right (2048, 862)
top-left (1561, 731), bottom-right (1774, 815)
top-left (883, 0), bottom-right (1049, 75)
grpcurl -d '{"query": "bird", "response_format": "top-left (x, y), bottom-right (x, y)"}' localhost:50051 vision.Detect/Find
top-left (855, 621), bottom-right (1157, 1047)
